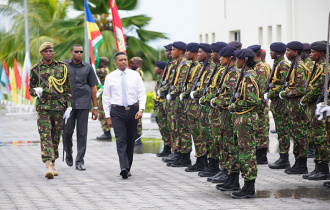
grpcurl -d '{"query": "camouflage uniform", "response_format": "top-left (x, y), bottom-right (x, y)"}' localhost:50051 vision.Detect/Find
top-left (300, 59), bottom-right (329, 164)
top-left (136, 67), bottom-right (144, 137)
top-left (267, 59), bottom-right (291, 154)
top-left (280, 60), bottom-right (310, 158)
top-left (303, 57), bottom-right (314, 70)
top-left (228, 68), bottom-right (261, 181)
top-left (96, 67), bottom-right (110, 133)
top-left (29, 60), bottom-right (72, 163)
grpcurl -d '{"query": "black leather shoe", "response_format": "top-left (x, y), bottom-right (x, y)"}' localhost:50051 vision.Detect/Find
top-left (120, 169), bottom-right (128, 179)
top-left (76, 163), bottom-right (86, 171)
top-left (135, 139), bottom-right (142, 145)
top-left (128, 172), bottom-right (132, 177)
top-left (270, 129), bottom-right (276, 133)
top-left (65, 156), bottom-right (73, 167)
top-left (97, 133), bottom-right (112, 141)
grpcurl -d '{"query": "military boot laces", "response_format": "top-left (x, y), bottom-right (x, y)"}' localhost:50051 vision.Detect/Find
top-left (52, 161), bottom-right (59, 176)
top-left (156, 145), bottom-right (172, 157)
top-left (185, 155), bottom-right (207, 172)
top-left (45, 160), bottom-right (54, 179)
top-left (198, 158), bottom-right (220, 177)
top-left (269, 153), bottom-right (290, 169)
top-left (286, 158), bottom-right (308, 175)
top-left (219, 173), bottom-right (240, 191)
top-left (231, 180), bottom-right (256, 199)
top-left (171, 153), bottom-right (191, 167)
top-left (308, 163), bottom-right (330, 180)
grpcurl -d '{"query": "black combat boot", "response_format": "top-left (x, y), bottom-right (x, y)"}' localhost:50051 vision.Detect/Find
top-left (198, 158), bottom-right (220, 177)
top-left (269, 153), bottom-right (290, 169)
top-left (162, 151), bottom-right (180, 163)
top-left (166, 152), bottom-right (182, 166)
top-left (208, 169), bottom-right (229, 183)
top-left (286, 158), bottom-right (308, 174)
top-left (97, 131), bottom-right (112, 141)
top-left (257, 148), bottom-right (268, 165)
top-left (156, 145), bottom-right (172, 157)
top-left (308, 162), bottom-right (329, 180)
top-left (231, 179), bottom-right (256, 199)
top-left (307, 143), bottom-right (315, 158)
top-left (207, 168), bottom-right (226, 182)
top-left (219, 173), bottom-right (240, 191)
top-left (185, 155), bottom-right (207, 172)
top-left (302, 163), bottom-right (318, 179)
top-left (171, 153), bottom-right (192, 167)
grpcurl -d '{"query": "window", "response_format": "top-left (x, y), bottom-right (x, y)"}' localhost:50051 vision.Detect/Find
top-left (205, 34), bottom-right (209, 43)
top-left (268, 26), bottom-right (272, 44)
top-left (199, 34), bottom-right (203, 43)
top-left (258, 27), bottom-right (263, 45)
top-left (277, 25), bottom-right (282, 41)
top-left (212, 33), bottom-right (215, 43)
top-left (229, 30), bottom-right (241, 41)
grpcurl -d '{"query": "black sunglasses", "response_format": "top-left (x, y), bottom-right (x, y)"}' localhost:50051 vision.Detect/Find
top-left (74, 51), bottom-right (84, 54)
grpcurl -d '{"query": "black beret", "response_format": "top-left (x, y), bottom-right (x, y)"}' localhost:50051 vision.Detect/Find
top-left (172, 41), bottom-right (187, 50)
top-left (186, 42), bottom-right (199, 52)
top-left (199, 43), bottom-right (211, 52)
top-left (287, 41), bottom-right (304, 51)
top-left (164, 43), bottom-right (173, 50)
top-left (211, 42), bottom-right (228, 53)
top-left (303, 43), bottom-right (311, 51)
top-left (234, 48), bottom-right (255, 59)
top-left (219, 46), bottom-right (237, 57)
top-left (270, 42), bottom-right (287, 52)
top-left (155, 61), bottom-right (167, 69)
top-left (247, 45), bottom-right (261, 52)
top-left (228, 41), bottom-right (242, 48)
top-left (311, 41), bottom-right (327, 52)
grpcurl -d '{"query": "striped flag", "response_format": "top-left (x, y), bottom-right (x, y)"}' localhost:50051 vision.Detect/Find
top-left (10, 67), bottom-right (18, 104)
top-left (13, 58), bottom-right (22, 90)
top-left (84, 0), bottom-right (103, 88)
top-left (110, 0), bottom-right (127, 52)
top-left (22, 52), bottom-right (32, 101)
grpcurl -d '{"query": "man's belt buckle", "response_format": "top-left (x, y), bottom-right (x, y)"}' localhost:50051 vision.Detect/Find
top-left (125, 107), bottom-right (131, 111)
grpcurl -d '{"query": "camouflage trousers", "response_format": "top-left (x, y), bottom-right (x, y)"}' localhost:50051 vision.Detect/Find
top-left (209, 107), bottom-right (221, 160)
top-left (97, 94), bottom-right (111, 133)
top-left (256, 101), bottom-right (270, 149)
top-left (199, 104), bottom-right (214, 158)
top-left (233, 111), bottom-right (258, 181)
top-left (37, 109), bottom-right (64, 163)
top-left (175, 99), bottom-right (192, 154)
top-left (270, 98), bottom-right (291, 154)
top-left (306, 104), bottom-right (329, 164)
top-left (164, 99), bottom-right (178, 151)
top-left (154, 101), bottom-right (171, 147)
top-left (287, 98), bottom-right (309, 158)
top-left (186, 99), bottom-right (206, 157)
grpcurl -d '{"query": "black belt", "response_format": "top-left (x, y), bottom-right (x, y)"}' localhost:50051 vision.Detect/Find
top-left (41, 92), bottom-right (61, 100)
top-left (111, 103), bottom-right (137, 110)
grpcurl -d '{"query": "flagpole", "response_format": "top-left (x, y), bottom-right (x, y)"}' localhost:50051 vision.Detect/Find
top-left (84, 0), bottom-right (90, 63)
top-left (24, 0), bottom-right (29, 56)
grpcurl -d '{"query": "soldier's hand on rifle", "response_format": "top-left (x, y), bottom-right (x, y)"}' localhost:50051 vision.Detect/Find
top-left (199, 97), bottom-right (205, 106)
top-left (228, 103), bottom-right (235, 113)
top-left (210, 98), bottom-right (216, 108)
top-left (179, 93), bottom-right (183, 101)
top-left (299, 97), bottom-right (306, 106)
top-left (33, 87), bottom-right (43, 98)
top-left (166, 94), bottom-right (172, 101)
top-left (63, 107), bottom-right (72, 124)
top-left (190, 91), bottom-right (195, 99)
top-left (279, 91), bottom-right (285, 100)
top-left (157, 90), bottom-right (161, 96)
top-left (263, 93), bottom-right (269, 101)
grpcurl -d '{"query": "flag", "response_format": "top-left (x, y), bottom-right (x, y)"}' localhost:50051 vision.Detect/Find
top-left (0, 62), bottom-right (11, 101)
top-left (22, 52), bottom-right (32, 101)
top-left (0, 88), bottom-right (4, 100)
top-left (14, 58), bottom-right (22, 90)
top-left (110, 0), bottom-right (127, 52)
top-left (84, 0), bottom-right (103, 88)
top-left (9, 67), bottom-right (18, 104)
top-left (2, 61), bottom-right (11, 90)
top-left (0, 63), bottom-right (4, 86)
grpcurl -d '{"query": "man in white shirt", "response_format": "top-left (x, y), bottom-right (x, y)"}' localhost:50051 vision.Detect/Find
top-left (103, 52), bottom-right (147, 179)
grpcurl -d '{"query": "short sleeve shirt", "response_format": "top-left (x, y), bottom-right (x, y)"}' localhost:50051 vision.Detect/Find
top-left (63, 59), bottom-right (98, 109)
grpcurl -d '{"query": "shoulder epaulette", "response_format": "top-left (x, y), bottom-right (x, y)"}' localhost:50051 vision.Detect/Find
top-left (30, 63), bottom-right (38, 70)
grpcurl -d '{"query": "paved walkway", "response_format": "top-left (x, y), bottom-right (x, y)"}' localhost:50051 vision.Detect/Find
top-left (0, 111), bottom-right (329, 209)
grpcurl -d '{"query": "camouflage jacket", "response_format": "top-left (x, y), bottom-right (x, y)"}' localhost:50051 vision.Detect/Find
top-left (158, 59), bottom-right (176, 96)
top-left (136, 67), bottom-right (144, 80)
top-left (301, 58), bottom-right (329, 104)
top-left (153, 76), bottom-right (164, 104)
top-left (254, 60), bottom-right (268, 95)
top-left (96, 67), bottom-right (110, 86)
top-left (268, 58), bottom-right (290, 99)
top-left (303, 57), bottom-right (314, 71)
top-left (202, 65), bottom-right (226, 102)
top-left (193, 61), bottom-right (215, 98)
top-left (281, 60), bottom-right (309, 99)
top-left (29, 60), bottom-right (72, 111)
top-left (169, 58), bottom-right (191, 98)
top-left (181, 60), bottom-right (201, 98)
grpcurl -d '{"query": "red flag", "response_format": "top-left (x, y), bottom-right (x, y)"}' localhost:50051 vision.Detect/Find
top-left (110, 0), bottom-right (127, 52)
top-left (14, 59), bottom-right (22, 90)
top-left (3, 61), bottom-right (11, 90)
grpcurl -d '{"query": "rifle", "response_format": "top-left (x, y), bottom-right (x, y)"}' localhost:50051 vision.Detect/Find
top-left (184, 54), bottom-right (211, 110)
top-left (264, 55), bottom-right (280, 94)
top-left (197, 57), bottom-right (221, 118)
top-left (167, 58), bottom-right (182, 96)
top-left (305, 57), bottom-right (319, 94)
top-left (157, 55), bottom-right (172, 93)
top-left (281, 53), bottom-right (297, 92)
top-left (221, 57), bottom-right (247, 131)
top-left (180, 62), bottom-right (195, 95)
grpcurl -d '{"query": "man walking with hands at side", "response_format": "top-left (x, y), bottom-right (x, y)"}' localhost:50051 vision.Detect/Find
top-left (103, 52), bottom-right (146, 179)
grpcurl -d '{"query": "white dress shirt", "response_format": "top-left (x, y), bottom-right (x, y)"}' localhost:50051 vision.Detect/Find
top-left (103, 68), bottom-right (147, 118)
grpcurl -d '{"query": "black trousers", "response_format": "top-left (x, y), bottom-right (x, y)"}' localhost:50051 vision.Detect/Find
top-left (64, 109), bottom-right (89, 165)
top-left (111, 106), bottom-right (138, 171)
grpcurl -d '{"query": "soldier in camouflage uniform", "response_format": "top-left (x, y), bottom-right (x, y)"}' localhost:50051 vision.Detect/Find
top-left (96, 57), bottom-right (112, 141)
top-left (153, 61), bottom-right (172, 157)
top-left (221, 49), bottom-right (260, 199)
top-left (265, 42), bottom-right (291, 170)
top-left (129, 57), bottom-right (144, 145)
top-left (248, 45), bottom-right (270, 165)
top-left (29, 42), bottom-right (72, 179)
top-left (300, 41), bottom-right (329, 180)
top-left (279, 41), bottom-right (310, 175)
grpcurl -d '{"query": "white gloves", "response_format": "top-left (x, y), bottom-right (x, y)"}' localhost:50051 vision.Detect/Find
top-left (199, 97), bottom-right (204, 106)
top-left (63, 107), bottom-right (72, 124)
top-left (179, 93), bottom-right (183, 101)
top-left (190, 91), bottom-right (195, 99)
top-left (279, 91), bottom-right (285, 100)
top-left (300, 101), bottom-right (306, 106)
top-left (263, 93), bottom-right (269, 101)
top-left (210, 98), bottom-right (216, 108)
top-left (33, 87), bottom-right (43, 98)
top-left (157, 90), bottom-right (160, 96)
top-left (315, 103), bottom-right (330, 120)
top-left (166, 94), bottom-right (172, 101)
top-left (96, 89), bottom-right (103, 98)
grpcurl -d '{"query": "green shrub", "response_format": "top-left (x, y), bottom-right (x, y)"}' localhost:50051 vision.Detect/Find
top-left (145, 91), bottom-right (154, 113)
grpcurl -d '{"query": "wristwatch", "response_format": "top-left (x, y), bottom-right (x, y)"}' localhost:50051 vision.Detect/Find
top-left (93, 107), bottom-right (99, 110)
top-left (139, 109), bottom-right (144, 112)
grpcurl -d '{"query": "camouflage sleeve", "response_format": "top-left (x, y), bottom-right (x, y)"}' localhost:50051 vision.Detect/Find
top-left (194, 70), bottom-right (212, 99)
top-left (29, 68), bottom-right (38, 97)
top-left (282, 64), bottom-right (307, 98)
top-left (256, 65), bottom-right (267, 95)
top-left (214, 72), bottom-right (237, 107)
top-left (268, 63), bottom-right (289, 99)
top-left (170, 64), bottom-right (189, 97)
top-left (96, 68), bottom-right (108, 81)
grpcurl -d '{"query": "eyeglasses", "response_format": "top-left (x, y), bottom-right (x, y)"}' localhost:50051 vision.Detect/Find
top-left (74, 51), bottom-right (84, 54)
